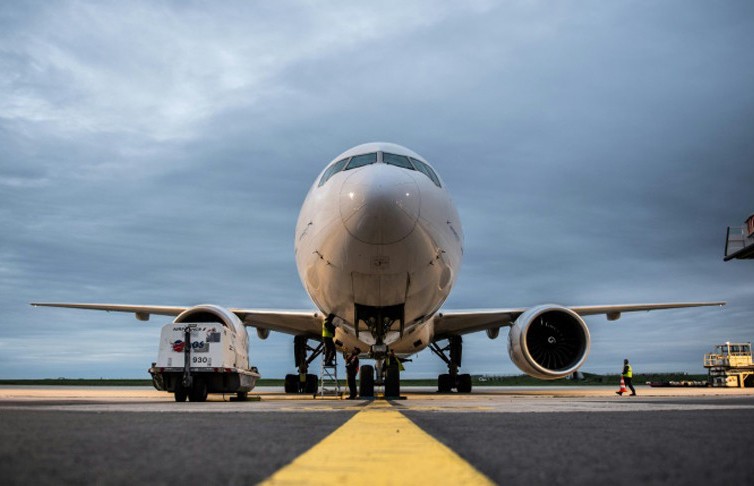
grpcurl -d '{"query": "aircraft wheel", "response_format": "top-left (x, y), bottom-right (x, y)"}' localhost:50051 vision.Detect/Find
top-left (284, 374), bottom-right (298, 393)
top-left (457, 373), bottom-right (472, 393)
top-left (236, 391), bottom-right (248, 401)
top-left (305, 374), bottom-right (318, 394)
top-left (174, 387), bottom-right (188, 402)
top-left (188, 379), bottom-right (208, 402)
top-left (360, 365), bottom-right (375, 397)
top-left (438, 373), bottom-right (452, 393)
top-left (385, 367), bottom-right (400, 398)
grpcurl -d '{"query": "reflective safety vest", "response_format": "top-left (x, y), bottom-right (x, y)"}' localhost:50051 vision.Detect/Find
top-left (387, 356), bottom-right (405, 372)
top-left (623, 364), bottom-right (633, 378)
top-left (322, 321), bottom-right (335, 338)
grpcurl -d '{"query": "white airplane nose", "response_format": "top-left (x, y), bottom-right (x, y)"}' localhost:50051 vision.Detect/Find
top-left (339, 164), bottom-right (421, 245)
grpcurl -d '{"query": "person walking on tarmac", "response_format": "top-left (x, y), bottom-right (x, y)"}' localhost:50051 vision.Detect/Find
top-left (617, 358), bottom-right (637, 396)
top-left (345, 348), bottom-right (360, 399)
top-left (322, 314), bottom-right (336, 366)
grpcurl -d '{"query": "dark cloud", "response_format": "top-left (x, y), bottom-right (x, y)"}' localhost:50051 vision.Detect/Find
top-left (2, 1), bottom-right (753, 379)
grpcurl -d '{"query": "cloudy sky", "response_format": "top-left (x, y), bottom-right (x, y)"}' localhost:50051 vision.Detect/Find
top-left (2, 1), bottom-right (753, 379)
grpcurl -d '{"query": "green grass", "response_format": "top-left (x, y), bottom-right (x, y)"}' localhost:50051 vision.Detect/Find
top-left (471, 372), bottom-right (708, 386)
top-left (0, 373), bottom-right (708, 387)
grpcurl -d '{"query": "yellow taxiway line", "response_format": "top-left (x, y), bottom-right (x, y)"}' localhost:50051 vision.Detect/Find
top-left (260, 399), bottom-right (494, 485)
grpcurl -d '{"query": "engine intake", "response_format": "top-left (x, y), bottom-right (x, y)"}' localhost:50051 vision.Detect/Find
top-left (508, 305), bottom-right (590, 379)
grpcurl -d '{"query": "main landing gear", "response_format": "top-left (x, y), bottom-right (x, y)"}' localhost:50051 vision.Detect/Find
top-left (430, 335), bottom-right (472, 393)
top-left (359, 364), bottom-right (375, 398)
top-left (284, 335), bottom-right (319, 394)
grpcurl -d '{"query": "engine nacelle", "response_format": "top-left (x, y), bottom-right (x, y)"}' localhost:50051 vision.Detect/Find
top-left (508, 304), bottom-right (590, 380)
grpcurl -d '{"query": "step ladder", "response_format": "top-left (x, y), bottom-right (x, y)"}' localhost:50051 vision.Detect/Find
top-left (318, 356), bottom-right (342, 398)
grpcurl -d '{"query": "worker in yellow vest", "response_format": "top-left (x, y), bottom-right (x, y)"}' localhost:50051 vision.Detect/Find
top-left (621, 358), bottom-right (636, 396)
top-left (345, 347), bottom-right (361, 399)
top-left (385, 349), bottom-right (405, 372)
top-left (322, 314), bottom-right (336, 366)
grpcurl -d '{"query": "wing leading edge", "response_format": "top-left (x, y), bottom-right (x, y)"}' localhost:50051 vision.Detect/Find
top-left (32, 300), bottom-right (726, 340)
top-left (433, 301), bottom-right (726, 339)
top-left (30, 302), bottom-right (323, 337)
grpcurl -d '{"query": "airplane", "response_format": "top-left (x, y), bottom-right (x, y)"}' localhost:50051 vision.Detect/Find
top-left (33, 142), bottom-right (725, 399)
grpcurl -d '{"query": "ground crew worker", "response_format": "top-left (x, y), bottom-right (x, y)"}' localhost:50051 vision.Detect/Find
top-left (385, 349), bottom-right (405, 373)
top-left (322, 314), bottom-right (336, 366)
top-left (619, 358), bottom-right (636, 396)
top-left (345, 348), bottom-right (360, 399)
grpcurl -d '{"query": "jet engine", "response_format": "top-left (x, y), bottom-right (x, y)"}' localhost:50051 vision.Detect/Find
top-left (508, 305), bottom-right (590, 379)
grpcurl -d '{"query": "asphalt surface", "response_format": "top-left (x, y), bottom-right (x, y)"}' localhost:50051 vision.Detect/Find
top-left (405, 407), bottom-right (754, 485)
top-left (0, 410), bottom-right (354, 485)
top-left (2, 388), bottom-right (754, 485)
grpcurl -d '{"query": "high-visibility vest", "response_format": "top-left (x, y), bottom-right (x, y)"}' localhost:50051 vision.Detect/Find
top-left (387, 356), bottom-right (405, 372)
top-left (623, 364), bottom-right (633, 378)
top-left (322, 321), bottom-right (335, 338)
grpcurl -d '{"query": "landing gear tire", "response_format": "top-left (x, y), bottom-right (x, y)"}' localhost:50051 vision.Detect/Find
top-left (305, 374), bottom-right (318, 394)
top-left (188, 379), bottom-right (208, 402)
top-left (360, 365), bottom-right (375, 397)
top-left (385, 367), bottom-right (400, 398)
top-left (174, 387), bottom-right (188, 402)
top-left (457, 373), bottom-right (472, 393)
top-left (438, 373), bottom-right (452, 393)
top-left (284, 374), bottom-right (298, 393)
top-left (236, 391), bottom-right (248, 401)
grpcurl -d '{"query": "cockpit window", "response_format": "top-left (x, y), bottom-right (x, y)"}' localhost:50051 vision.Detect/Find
top-left (319, 151), bottom-right (440, 188)
top-left (383, 152), bottom-right (416, 170)
top-left (410, 157), bottom-right (442, 187)
top-left (318, 157), bottom-right (349, 187)
top-left (344, 152), bottom-right (378, 170)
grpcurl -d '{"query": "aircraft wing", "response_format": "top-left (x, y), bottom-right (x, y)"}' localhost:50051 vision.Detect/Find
top-left (30, 302), bottom-right (323, 337)
top-left (432, 301), bottom-right (726, 339)
top-left (231, 309), bottom-right (322, 336)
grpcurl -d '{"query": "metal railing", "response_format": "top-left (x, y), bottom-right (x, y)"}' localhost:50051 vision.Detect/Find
top-left (704, 353), bottom-right (753, 368)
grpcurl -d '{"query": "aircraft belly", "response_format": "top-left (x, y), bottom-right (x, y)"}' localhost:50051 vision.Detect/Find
top-left (298, 213), bottom-right (460, 332)
top-left (333, 320), bottom-right (433, 354)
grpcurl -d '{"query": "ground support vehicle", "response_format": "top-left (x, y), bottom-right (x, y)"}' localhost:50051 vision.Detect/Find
top-left (149, 322), bottom-right (260, 401)
top-left (704, 342), bottom-right (754, 388)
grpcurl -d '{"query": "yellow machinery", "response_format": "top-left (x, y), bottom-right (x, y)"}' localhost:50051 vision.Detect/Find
top-left (704, 342), bottom-right (754, 387)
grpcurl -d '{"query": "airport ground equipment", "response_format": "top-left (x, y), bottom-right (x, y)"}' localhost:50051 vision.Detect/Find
top-left (704, 342), bottom-right (754, 387)
top-left (317, 355), bottom-right (342, 398)
top-left (149, 319), bottom-right (260, 402)
top-left (724, 213), bottom-right (754, 261)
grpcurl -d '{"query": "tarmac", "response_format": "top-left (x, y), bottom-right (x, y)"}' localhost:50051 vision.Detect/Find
top-left (1, 385), bottom-right (753, 485)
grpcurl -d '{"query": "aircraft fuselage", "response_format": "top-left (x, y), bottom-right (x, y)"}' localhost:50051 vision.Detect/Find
top-left (294, 143), bottom-right (463, 355)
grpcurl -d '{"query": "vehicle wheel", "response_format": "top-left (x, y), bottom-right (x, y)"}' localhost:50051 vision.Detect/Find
top-left (438, 373), bottom-right (452, 393)
top-left (360, 365), bottom-right (375, 397)
top-left (284, 374), bottom-right (298, 393)
top-left (385, 367), bottom-right (400, 398)
top-left (236, 391), bottom-right (248, 401)
top-left (305, 374), bottom-right (318, 394)
top-left (457, 373), bottom-right (472, 393)
top-left (188, 379), bottom-right (208, 402)
top-left (174, 387), bottom-right (188, 402)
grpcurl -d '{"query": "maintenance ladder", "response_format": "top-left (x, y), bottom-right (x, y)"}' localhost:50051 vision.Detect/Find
top-left (318, 356), bottom-right (343, 398)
